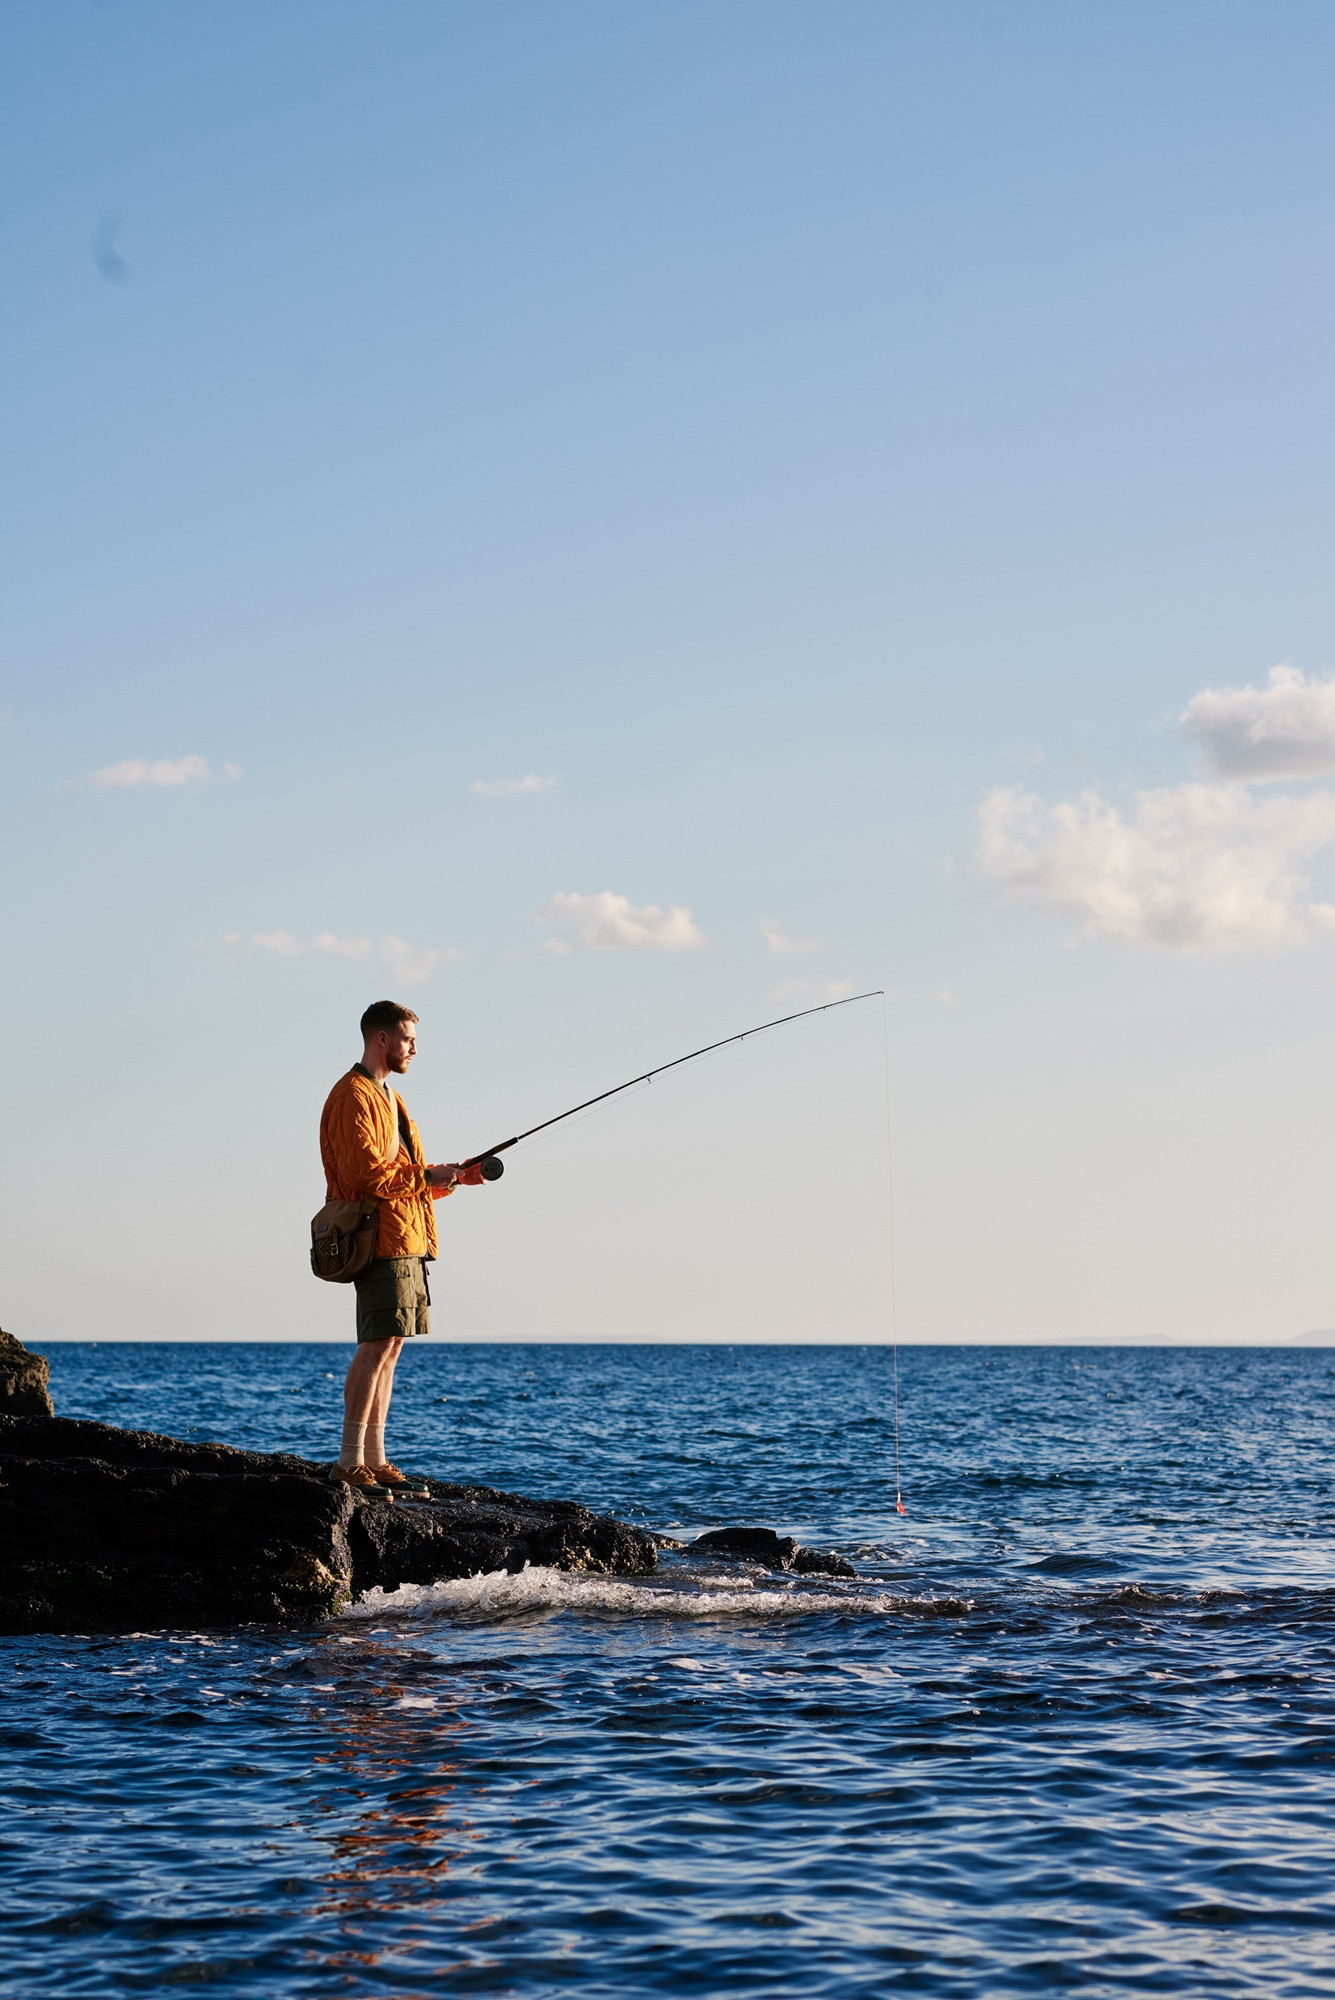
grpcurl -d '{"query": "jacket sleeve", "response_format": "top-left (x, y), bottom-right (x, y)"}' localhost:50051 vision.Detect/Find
top-left (332, 1090), bottom-right (426, 1203)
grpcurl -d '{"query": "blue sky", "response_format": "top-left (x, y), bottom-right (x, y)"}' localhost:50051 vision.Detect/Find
top-left (3, 1), bottom-right (1335, 1342)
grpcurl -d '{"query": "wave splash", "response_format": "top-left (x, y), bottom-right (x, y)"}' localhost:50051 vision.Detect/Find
top-left (339, 1562), bottom-right (930, 1623)
top-left (337, 1563), bottom-right (1335, 1629)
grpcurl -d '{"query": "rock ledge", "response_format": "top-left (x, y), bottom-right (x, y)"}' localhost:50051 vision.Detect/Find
top-left (0, 1326), bottom-right (53, 1418)
top-left (692, 1526), bottom-right (856, 1579)
top-left (0, 1414), bottom-right (657, 1635)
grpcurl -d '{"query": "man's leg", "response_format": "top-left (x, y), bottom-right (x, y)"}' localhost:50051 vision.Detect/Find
top-left (365, 1342), bottom-right (401, 1471)
top-left (364, 1260), bottom-right (428, 1476)
top-left (338, 1338), bottom-right (403, 1469)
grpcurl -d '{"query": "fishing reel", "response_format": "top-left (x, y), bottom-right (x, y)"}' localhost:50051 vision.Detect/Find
top-left (478, 1155), bottom-right (505, 1180)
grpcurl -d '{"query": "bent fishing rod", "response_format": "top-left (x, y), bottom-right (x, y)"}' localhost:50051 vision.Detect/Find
top-left (462, 989), bottom-right (884, 1178)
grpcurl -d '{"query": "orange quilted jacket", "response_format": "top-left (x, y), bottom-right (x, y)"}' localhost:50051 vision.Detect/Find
top-left (319, 1067), bottom-right (450, 1260)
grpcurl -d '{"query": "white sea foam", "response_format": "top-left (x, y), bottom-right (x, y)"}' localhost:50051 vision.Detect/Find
top-left (339, 1563), bottom-right (907, 1623)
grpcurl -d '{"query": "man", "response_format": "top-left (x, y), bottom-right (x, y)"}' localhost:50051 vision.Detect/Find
top-left (319, 999), bottom-right (486, 1496)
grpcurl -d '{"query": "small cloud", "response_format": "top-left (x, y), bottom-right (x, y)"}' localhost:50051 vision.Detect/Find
top-left (471, 775), bottom-right (555, 797)
top-left (1183, 666), bottom-right (1335, 782)
top-left (90, 214), bottom-right (129, 285)
top-left (229, 931), bottom-right (462, 985)
top-left (541, 937), bottom-right (575, 958)
top-left (760, 918), bottom-right (819, 955)
top-left (768, 979), bottom-right (855, 1006)
top-left (936, 987), bottom-right (959, 1010)
top-left (540, 890), bottom-right (706, 952)
top-left (223, 762), bottom-right (243, 781)
top-left (93, 754), bottom-right (210, 788)
top-left (247, 930), bottom-right (373, 960)
top-left (979, 780), bottom-right (1335, 951)
top-left (381, 935), bottom-right (460, 984)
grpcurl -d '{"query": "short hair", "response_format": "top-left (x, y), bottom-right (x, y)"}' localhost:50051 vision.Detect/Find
top-left (360, 1000), bottom-right (419, 1040)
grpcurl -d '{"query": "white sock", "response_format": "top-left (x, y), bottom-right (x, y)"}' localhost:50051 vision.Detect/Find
top-left (365, 1418), bottom-right (386, 1469)
top-left (338, 1419), bottom-right (367, 1470)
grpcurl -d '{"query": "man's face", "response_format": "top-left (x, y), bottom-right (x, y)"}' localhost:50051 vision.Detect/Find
top-left (382, 1022), bottom-right (418, 1073)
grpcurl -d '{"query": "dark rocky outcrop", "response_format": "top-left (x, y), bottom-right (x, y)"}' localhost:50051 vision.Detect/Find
top-left (0, 1415), bottom-right (656, 1636)
top-left (0, 1327), bottom-right (53, 1419)
top-left (692, 1526), bottom-right (856, 1579)
top-left (350, 1481), bottom-right (656, 1595)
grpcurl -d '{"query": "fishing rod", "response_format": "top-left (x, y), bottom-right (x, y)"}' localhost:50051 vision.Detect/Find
top-left (462, 989), bottom-right (884, 1178)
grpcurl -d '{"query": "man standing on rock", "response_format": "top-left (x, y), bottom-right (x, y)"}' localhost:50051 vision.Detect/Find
top-left (320, 1000), bottom-right (486, 1497)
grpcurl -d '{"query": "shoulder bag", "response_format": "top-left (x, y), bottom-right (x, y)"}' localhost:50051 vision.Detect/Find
top-left (310, 1199), bottom-right (378, 1282)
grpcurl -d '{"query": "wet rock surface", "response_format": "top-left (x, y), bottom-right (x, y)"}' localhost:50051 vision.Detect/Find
top-left (350, 1482), bottom-right (658, 1596)
top-left (692, 1526), bottom-right (857, 1579)
top-left (0, 1415), bottom-right (657, 1635)
top-left (0, 1327), bottom-right (54, 1419)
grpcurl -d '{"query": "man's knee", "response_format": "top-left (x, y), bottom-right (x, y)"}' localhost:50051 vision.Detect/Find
top-left (346, 1338), bottom-right (399, 1382)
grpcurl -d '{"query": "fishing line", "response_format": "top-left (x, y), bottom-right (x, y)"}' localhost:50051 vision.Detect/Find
top-left (881, 992), bottom-right (906, 1516)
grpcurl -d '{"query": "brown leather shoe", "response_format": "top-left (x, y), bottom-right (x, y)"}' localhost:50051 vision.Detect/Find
top-left (329, 1463), bottom-right (394, 1499)
top-left (368, 1462), bottom-right (429, 1497)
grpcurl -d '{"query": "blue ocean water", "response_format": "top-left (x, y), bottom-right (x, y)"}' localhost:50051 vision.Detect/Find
top-left (5, 1341), bottom-right (1335, 1998)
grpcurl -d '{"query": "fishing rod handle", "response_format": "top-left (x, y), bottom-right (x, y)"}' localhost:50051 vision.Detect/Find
top-left (460, 1138), bottom-right (519, 1175)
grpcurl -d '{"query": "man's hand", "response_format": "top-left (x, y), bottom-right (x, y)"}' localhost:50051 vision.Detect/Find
top-left (426, 1162), bottom-right (487, 1189)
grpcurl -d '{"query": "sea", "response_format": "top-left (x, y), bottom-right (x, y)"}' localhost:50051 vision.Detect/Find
top-left (5, 1340), bottom-right (1335, 1999)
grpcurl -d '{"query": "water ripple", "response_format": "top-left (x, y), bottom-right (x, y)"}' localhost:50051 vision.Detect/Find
top-left (5, 1341), bottom-right (1335, 1996)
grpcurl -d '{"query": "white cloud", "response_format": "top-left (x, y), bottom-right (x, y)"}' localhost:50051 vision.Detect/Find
top-left (233, 930), bottom-right (373, 959)
top-left (471, 775), bottom-right (555, 797)
top-left (93, 754), bottom-right (210, 788)
top-left (381, 935), bottom-right (460, 984)
top-left (223, 762), bottom-right (243, 781)
top-left (540, 890), bottom-right (707, 952)
top-left (768, 979), bottom-right (855, 1006)
top-left (1182, 665), bottom-right (1335, 781)
top-left (227, 931), bottom-right (461, 984)
top-left (979, 781), bottom-right (1335, 951)
top-left (760, 917), bottom-right (819, 955)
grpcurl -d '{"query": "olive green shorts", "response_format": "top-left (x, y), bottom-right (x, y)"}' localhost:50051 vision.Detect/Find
top-left (353, 1257), bottom-right (431, 1343)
